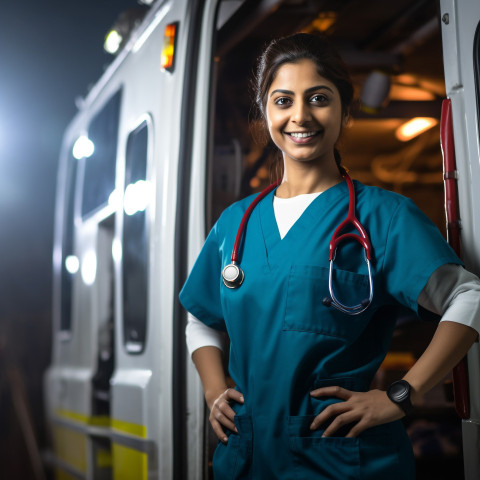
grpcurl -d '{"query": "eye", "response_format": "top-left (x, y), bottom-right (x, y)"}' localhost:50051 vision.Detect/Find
top-left (274, 97), bottom-right (292, 107)
top-left (310, 94), bottom-right (328, 105)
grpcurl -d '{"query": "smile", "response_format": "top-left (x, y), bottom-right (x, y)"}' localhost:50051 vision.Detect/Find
top-left (286, 131), bottom-right (319, 138)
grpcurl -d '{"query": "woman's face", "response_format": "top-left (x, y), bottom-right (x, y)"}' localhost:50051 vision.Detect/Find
top-left (266, 59), bottom-right (344, 167)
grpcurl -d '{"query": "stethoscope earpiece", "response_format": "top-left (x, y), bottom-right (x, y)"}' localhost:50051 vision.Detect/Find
top-left (222, 263), bottom-right (245, 289)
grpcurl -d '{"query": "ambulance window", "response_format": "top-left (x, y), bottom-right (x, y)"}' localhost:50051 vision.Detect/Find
top-left (82, 90), bottom-right (122, 218)
top-left (60, 153), bottom-right (78, 335)
top-left (122, 121), bottom-right (149, 353)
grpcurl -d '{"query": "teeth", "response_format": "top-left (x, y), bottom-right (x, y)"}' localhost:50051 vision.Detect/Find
top-left (290, 132), bottom-right (316, 138)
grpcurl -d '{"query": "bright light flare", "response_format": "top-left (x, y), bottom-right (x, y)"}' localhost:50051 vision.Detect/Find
top-left (112, 238), bottom-right (123, 263)
top-left (72, 135), bottom-right (94, 160)
top-left (104, 29), bottom-right (123, 54)
top-left (396, 117), bottom-right (438, 142)
top-left (108, 189), bottom-right (122, 209)
top-left (81, 250), bottom-right (97, 286)
top-left (65, 255), bottom-right (80, 274)
top-left (124, 180), bottom-right (152, 215)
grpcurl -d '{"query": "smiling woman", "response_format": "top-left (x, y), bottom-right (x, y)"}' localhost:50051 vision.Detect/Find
top-left (266, 60), bottom-right (344, 195)
top-left (253, 35), bottom-right (354, 194)
top-left (181, 32), bottom-right (480, 480)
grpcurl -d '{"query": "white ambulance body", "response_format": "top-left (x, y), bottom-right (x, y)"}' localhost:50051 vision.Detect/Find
top-left (44, 0), bottom-right (480, 478)
top-left (440, 1), bottom-right (480, 479)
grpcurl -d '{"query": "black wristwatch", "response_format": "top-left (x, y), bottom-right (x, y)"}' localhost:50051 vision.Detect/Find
top-left (386, 380), bottom-right (414, 415)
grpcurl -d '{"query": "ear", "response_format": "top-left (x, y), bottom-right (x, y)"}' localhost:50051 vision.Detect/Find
top-left (342, 112), bottom-right (351, 127)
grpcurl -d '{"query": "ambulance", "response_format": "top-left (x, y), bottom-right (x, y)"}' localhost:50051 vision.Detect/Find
top-left (44, 0), bottom-right (480, 478)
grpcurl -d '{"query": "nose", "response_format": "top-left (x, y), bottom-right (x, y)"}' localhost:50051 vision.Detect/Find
top-left (292, 101), bottom-right (312, 124)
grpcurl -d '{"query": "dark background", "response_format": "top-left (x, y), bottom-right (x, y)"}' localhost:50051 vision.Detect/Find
top-left (0, 2), bottom-right (468, 479)
top-left (0, 1), bottom-right (135, 477)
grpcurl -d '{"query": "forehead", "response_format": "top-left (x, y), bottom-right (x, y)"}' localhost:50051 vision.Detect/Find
top-left (269, 59), bottom-right (338, 94)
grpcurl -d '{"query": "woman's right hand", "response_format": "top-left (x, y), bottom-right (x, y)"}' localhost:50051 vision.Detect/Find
top-left (208, 388), bottom-right (244, 443)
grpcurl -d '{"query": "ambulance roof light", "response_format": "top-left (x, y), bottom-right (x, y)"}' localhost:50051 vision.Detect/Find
top-left (104, 29), bottom-right (123, 55)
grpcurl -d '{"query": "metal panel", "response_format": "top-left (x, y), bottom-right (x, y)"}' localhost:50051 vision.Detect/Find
top-left (440, 0), bottom-right (480, 477)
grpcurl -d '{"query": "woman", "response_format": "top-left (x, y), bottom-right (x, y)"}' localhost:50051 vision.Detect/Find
top-left (180, 33), bottom-right (480, 479)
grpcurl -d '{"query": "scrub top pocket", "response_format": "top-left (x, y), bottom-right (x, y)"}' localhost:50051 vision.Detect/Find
top-left (287, 417), bottom-right (408, 480)
top-left (284, 265), bottom-right (371, 338)
top-left (212, 415), bottom-right (253, 480)
top-left (288, 415), bottom-right (360, 480)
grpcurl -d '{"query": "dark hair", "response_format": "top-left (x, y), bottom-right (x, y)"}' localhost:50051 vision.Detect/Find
top-left (252, 33), bottom-right (354, 179)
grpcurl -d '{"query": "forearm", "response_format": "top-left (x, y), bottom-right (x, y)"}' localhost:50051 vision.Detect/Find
top-left (403, 320), bottom-right (478, 403)
top-left (192, 346), bottom-right (228, 410)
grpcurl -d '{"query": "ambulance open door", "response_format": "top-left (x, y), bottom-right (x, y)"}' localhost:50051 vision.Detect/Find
top-left (439, 1), bottom-right (480, 477)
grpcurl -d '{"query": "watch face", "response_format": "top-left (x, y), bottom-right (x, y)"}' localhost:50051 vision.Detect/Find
top-left (390, 381), bottom-right (409, 401)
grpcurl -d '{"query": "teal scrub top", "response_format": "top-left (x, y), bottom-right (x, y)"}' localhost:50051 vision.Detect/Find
top-left (179, 180), bottom-right (462, 480)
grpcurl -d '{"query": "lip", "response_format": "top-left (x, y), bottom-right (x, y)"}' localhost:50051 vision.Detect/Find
top-left (285, 131), bottom-right (321, 144)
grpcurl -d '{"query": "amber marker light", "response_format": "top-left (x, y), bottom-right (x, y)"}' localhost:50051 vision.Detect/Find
top-left (161, 23), bottom-right (178, 71)
top-left (395, 117), bottom-right (438, 142)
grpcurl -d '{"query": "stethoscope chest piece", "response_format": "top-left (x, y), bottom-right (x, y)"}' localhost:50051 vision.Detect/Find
top-left (222, 263), bottom-right (244, 289)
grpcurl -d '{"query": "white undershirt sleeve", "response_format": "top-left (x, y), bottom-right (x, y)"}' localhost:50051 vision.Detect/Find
top-left (185, 312), bottom-right (225, 356)
top-left (418, 263), bottom-right (480, 334)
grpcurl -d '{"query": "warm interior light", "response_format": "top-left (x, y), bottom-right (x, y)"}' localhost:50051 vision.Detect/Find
top-left (389, 84), bottom-right (435, 101)
top-left (249, 177), bottom-right (260, 189)
top-left (311, 12), bottom-right (337, 32)
top-left (161, 23), bottom-right (177, 71)
top-left (104, 29), bottom-right (123, 55)
top-left (395, 117), bottom-right (438, 142)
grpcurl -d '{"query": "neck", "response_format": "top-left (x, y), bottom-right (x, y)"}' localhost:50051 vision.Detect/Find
top-left (275, 156), bottom-right (343, 198)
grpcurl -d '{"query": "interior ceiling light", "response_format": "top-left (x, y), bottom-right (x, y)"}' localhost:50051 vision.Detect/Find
top-left (304, 11), bottom-right (337, 33)
top-left (395, 117), bottom-right (438, 142)
top-left (394, 74), bottom-right (418, 85)
top-left (389, 84), bottom-right (436, 101)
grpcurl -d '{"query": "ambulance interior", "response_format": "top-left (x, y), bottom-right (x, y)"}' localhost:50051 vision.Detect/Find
top-left (208, 0), bottom-right (461, 475)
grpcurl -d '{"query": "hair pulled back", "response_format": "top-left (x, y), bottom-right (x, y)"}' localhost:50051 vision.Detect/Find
top-left (253, 33), bottom-right (354, 178)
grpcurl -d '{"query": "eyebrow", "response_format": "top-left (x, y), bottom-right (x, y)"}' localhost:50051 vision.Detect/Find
top-left (269, 85), bottom-right (334, 97)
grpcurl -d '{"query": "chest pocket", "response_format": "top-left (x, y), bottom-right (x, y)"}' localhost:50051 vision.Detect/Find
top-left (283, 265), bottom-right (372, 338)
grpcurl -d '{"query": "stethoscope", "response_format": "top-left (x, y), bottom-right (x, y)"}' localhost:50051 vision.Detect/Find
top-left (221, 171), bottom-right (374, 315)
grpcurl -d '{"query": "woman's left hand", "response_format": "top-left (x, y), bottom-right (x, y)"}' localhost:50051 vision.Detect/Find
top-left (309, 387), bottom-right (405, 438)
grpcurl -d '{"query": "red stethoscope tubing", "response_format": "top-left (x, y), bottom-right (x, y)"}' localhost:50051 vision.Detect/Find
top-left (224, 173), bottom-right (374, 313)
top-left (231, 180), bottom-right (281, 263)
top-left (229, 173), bottom-right (372, 264)
top-left (329, 173), bottom-right (372, 261)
